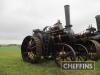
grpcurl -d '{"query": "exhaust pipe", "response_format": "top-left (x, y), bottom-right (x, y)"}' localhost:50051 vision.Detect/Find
top-left (95, 15), bottom-right (100, 32)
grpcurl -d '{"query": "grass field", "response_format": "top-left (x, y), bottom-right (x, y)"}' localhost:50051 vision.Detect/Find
top-left (0, 46), bottom-right (100, 75)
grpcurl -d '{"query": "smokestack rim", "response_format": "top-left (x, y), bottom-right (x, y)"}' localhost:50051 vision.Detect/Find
top-left (95, 15), bottom-right (100, 18)
top-left (64, 5), bottom-right (70, 8)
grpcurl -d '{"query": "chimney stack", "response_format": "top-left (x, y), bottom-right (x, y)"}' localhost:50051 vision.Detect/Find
top-left (64, 5), bottom-right (72, 28)
top-left (95, 15), bottom-right (100, 32)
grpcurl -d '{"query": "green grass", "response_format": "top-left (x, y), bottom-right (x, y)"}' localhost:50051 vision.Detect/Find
top-left (0, 46), bottom-right (100, 75)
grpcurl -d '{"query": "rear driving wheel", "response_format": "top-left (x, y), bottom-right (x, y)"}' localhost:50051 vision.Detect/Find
top-left (75, 44), bottom-right (88, 61)
top-left (55, 44), bottom-right (76, 66)
top-left (86, 40), bottom-right (98, 60)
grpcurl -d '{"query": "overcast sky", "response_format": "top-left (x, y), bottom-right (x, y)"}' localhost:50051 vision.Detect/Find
top-left (0, 0), bottom-right (100, 44)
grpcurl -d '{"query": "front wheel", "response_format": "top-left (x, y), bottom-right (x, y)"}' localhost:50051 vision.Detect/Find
top-left (21, 36), bottom-right (42, 63)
